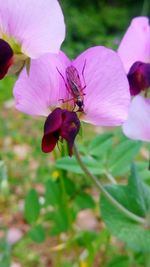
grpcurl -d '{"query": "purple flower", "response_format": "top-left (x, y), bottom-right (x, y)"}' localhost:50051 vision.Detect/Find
top-left (0, 39), bottom-right (13, 79)
top-left (42, 108), bottom-right (80, 156)
top-left (127, 61), bottom-right (150, 96)
top-left (0, 0), bottom-right (65, 79)
top-left (14, 46), bottom-right (130, 155)
top-left (122, 95), bottom-right (150, 142)
top-left (118, 17), bottom-right (150, 141)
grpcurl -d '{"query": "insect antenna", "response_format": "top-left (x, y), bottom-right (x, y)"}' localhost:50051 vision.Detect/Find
top-left (56, 67), bottom-right (71, 95)
top-left (81, 59), bottom-right (87, 91)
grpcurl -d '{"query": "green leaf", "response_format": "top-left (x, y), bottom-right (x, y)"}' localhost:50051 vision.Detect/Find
top-left (45, 179), bottom-right (61, 207)
top-left (29, 224), bottom-right (45, 243)
top-left (70, 229), bottom-right (109, 253)
top-left (24, 189), bottom-right (40, 224)
top-left (0, 161), bottom-right (9, 193)
top-left (100, 165), bottom-right (150, 252)
top-left (127, 165), bottom-right (148, 215)
top-left (89, 133), bottom-right (113, 157)
top-left (136, 161), bottom-right (150, 181)
top-left (62, 177), bottom-right (76, 197)
top-left (107, 256), bottom-right (129, 267)
top-left (75, 231), bottom-right (97, 247)
top-left (0, 239), bottom-right (11, 267)
top-left (108, 139), bottom-right (141, 176)
top-left (63, 263), bottom-right (73, 267)
top-left (56, 156), bottom-right (104, 175)
top-left (0, 256), bottom-right (10, 267)
top-left (0, 76), bottom-right (16, 104)
top-left (92, 229), bottom-right (110, 254)
top-left (0, 161), bottom-right (7, 180)
top-left (75, 192), bottom-right (95, 210)
top-left (49, 206), bottom-right (71, 235)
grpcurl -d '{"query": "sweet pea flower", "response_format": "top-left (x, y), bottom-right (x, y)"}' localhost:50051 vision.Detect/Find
top-left (0, 0), bottom-right (65, 79)
top-left (118, 17), bottom-right (150, 74)
top-left (122, 95), bottom-right (150, 141)
top-left (42, 108), bottom-right (80, 156)
top-left (14, 46), bottom-right (130, 155)
top-left (118, 17), bottom-right (150, 141)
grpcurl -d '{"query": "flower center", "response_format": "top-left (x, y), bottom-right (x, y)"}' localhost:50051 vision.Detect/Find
top-left (0, 34), bottom-right (29, 77)
top-left (2, 34), bottom-right (22, 54)
top-left (0, 39), bottom-right (13, 79)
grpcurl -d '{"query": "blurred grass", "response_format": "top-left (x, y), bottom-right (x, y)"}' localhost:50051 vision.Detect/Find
top-left (0, 76), bottom-right (16, 104)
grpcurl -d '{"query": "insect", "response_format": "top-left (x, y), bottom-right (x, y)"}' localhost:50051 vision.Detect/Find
top-left (57, 61), bottom-right (86, 112)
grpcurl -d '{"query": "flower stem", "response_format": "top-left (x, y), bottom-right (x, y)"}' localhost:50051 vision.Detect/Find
top-left (60, 146), bottom-right (72, 229)
top-left (73, 144), bottom-right (146, 225)
top-left (103, 170), bottom-right (117, 184)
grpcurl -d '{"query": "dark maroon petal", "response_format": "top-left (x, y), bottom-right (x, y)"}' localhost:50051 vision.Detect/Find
top-left (44, 108), bottom-right (63, 134)
top-left (127, 61), bottom-right (150, 96)
top-left (0, 39), bottom-right (13, 79)
top-left (60, 110), bottom-right (80, 156)
top-left (42, 133), bottom-right (59, 153)
top-left (41, 108), bottom-right (80, 156)
top-left (42, 108), bottom-right (63, 153)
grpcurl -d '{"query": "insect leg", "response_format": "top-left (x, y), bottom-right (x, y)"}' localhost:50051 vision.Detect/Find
top-left (59, 97), bottom-right (75, 103)
top-left (72, 102), bottom-right (76, 111)
top-left (56, 67), bottom-right (70, 92)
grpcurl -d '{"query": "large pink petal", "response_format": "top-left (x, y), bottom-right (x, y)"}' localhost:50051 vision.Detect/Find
top-left (13, 52), bottom-right (70, 116)
top-left (118, 17), bottom-right (150, 73)
top-left (0, 0), bottom-right (65, 58)
top-left (72, 46), bottom-right (130, 126)
top-left (123, 95), bottom-right (150, 141)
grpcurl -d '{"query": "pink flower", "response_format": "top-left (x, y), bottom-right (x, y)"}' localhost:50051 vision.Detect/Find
top-left (0, 0), bottom-right (65, 79)
top-left (14, 46), bottom-right (130, 155)
top-left (123, 95), bottom-right (150, 141)
top-left (118, 17), bottom-right (150, 141)
top-left (118, 17), bottom-right (150, 74)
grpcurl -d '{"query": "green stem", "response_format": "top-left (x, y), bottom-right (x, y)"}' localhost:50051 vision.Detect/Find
top-left (103, 170), bottom-right (117, 184)
top-left (100, 234), bottom-right (110, 266)
top-left (60, 169), bottom-right (72, 229)
top-left (55, 237), bottom-right (63, 267)
top-left (60, 145), bottom-right (72, 230)
top-left (73, 144), bottom-right (146, 225)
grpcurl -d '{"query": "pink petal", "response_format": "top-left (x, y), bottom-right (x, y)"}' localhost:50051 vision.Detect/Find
top-left (6, 228), bottom-right (23, 245)
top-left (59, 50), bottom-right (71, 66)
top-left (73, 46), bottom-right (130, 126)
top-left (13, 53), bottom-right (70, 116)
top-left (118, 17), bottom-right (150, 73)
top-left (123, 95), bottom-right (150, 141)
top-left (0, 0), bottom-right (65, 58)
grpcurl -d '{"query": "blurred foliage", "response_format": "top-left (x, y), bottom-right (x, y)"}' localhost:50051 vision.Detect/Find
top-left (61, 0), bottom-right (147, 57)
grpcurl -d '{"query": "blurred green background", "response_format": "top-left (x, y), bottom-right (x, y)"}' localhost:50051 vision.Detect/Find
top-left (61, 0), bottom-right (149, 57)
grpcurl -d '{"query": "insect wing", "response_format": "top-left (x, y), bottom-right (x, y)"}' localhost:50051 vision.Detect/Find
top-left (66, 66), bottom-right (82, 97)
